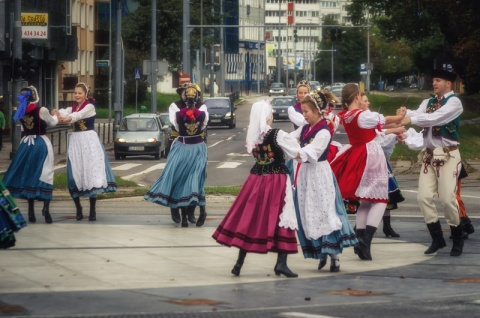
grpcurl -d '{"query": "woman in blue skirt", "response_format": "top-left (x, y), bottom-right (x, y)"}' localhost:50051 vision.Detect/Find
top-left (145, 84), bottom-right (208, 227)
top-left (56, 82), bottom-right (117, 221)
top-left (291, 92), bottom-right (358, 272)
top-left (3, 86), bottom-right (58, 223)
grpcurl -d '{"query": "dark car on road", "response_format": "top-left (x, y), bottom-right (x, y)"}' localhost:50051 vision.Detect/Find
top-left (204, 97), bottom-right (236, 129)
top-left (268, 82), bottom-right (286, 96)
top-left (287, 88), bottom-right (297, 97)
top-left (271, 96), bottom-right (296, 121)
top-left (114, 113), bottom-right (169, 160)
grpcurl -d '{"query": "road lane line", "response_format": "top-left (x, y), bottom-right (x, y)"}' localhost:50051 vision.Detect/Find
top-left (122, 163), bottom-right (165, 180)
top-left (112, 163), bottom-right (142, 171)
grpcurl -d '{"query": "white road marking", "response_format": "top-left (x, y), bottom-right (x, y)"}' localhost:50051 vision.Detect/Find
top-left (207, 140), bottom-right (223, 148)
top-left (280, 313), bottom-right (338, 318)
top-left (218, 162), bottom-right (243, 169)
top-left (54, 164), bottom-right (66, 170)
top-left (122, 163), bottom-right (166, 180)
top-left (112, 163), bottom-right (142, 171)
top-left (401, 189), bottom-right (480, 199)
top-left (227, 152), bottom-right (251, 157)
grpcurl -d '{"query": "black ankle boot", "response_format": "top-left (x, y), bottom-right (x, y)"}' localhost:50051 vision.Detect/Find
top-left (358, 226), bottom-right (376, 261)
top-left (231, 249), bottom-right (247, 276)
top-left (180, 208), bottom-right (188, 227)
top-left (187, 205), bottom-right (196, 224)
top-left (424, 221), bottom-right (447, 254)
top-left (462, 216), bottom-right (475, 235)
top-left (73, 197), bottom-right (83, 221)
top-left (42, 200), bottom-right (52, 224)
top-left (383, 215), bottom-right (400, 238)
top-left (330, 257), bottom-right (340, 272)
top-left (88, 197), bottom-right (96, 221)
top-left (318, 258), bottom-right (327, 270)
top-left (170, 208), bottom-right (181, 223)
top-left (196, 206), bottom-right (207, 227)
top-left (28, 199), bottom-right (36, 223)
top-left (354, 228), bottom-right (365, 258)
top-left (450, 225), bottom-right (464, 256)
top-left (274, 253), bottom-right (298, 278)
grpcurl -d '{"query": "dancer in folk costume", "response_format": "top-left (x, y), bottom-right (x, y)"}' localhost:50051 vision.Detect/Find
top-left (291, 92), bottom-right (357, 272)
top-left (360, 93), bottom-right (405, 238)
top-left (403, 128), bottom-right (474, 240)
top-left (213, 100), bottom-right (301, 278)
top-left (330, 84), bottom-right (405, 260)
top-left (145, 84), bottom-right (208, 227)
top-left (3, 86), bottom-right (58, 223)
top-left (400, 69), bottom-right (465, 256)
top-left (56, 82), bottom-right (117, 221)
top-left (165, 83), bottom-right (208, 226)
top-left (0, 181), bottom-right (26, 248)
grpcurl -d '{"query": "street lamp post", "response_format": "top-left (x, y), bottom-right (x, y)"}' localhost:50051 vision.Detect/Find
top-left (276, 1), bottom-right (281, 83)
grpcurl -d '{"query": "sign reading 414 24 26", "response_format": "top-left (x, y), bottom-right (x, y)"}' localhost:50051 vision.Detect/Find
top-left (21, 13), bottom-right (48, 40)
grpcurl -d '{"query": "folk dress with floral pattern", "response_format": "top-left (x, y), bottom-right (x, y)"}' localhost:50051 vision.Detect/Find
top-left (213, 128), bottom-right (300, 254)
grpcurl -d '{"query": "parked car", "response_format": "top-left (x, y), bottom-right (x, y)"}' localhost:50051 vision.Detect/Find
top-left (271, 96), bottom-right (296, 121)
top-left (204, 97), bottom-right (236, 129)
top-left (386, 85), bottom-right (395, 91)
top-left (309, 81), bottom-right (321, 92)
top-left (330, 87), bottom-right (343, 109)
top-left (268, 82), bottom-right (286, 96)
top-left (287, 88), bottom-right (297, 97)
top-left (410, 82), bottom-right (418, 89)
top-left (159, 113), bottom-right (174, 155)
top-left (114, 113), bottom-right (169, 160)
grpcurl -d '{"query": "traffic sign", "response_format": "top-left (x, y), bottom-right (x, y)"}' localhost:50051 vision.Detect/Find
top-left (135, 68), bottom-right (141, 80)
top-left (179, 73), bottom-right (191, 84)
top-left (96, 60), bottom-right (110, 67)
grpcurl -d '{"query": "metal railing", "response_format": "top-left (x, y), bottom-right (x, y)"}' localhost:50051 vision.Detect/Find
top-left (46, 122), bottom-right (114, 155)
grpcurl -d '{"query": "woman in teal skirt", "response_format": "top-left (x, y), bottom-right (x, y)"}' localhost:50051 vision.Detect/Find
top-left (144, 84), bottom-right (208, 227)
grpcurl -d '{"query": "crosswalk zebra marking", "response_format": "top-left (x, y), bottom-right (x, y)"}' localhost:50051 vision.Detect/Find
top-left (112, 163), bottom-right (142, 171)
top-left (122, 163), bottom-right (166, 180)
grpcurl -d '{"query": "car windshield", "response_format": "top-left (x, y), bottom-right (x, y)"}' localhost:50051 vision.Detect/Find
top-left (120, 118), bottom-right (158, 131)
top-left (272, 98), bottom-right (294, 106)
top-left (205, 99), bottom-right (230, 109)
top-left (270, 83), bottom-right (284, 88)
top-left (160, 115), bottom-right (171, 125)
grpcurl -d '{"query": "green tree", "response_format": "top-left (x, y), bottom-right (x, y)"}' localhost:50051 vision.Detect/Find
top-left (121, 0), bottom-right (220, 105)
top-left (348, 0), bottom-right (480, 94)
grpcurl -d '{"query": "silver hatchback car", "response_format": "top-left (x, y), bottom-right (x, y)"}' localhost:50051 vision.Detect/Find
top-left (114, 113), bottom-right (169, 160)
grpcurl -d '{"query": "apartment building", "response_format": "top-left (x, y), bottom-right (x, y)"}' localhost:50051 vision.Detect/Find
top-left (265, 0), bottom-right (352, 83)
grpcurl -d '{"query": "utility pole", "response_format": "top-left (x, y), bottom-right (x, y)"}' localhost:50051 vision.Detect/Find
top-left (276, 1), bottom-right (281, 83)
top-left (151, 0), bottom-right (157, 113)
top-left (182, 0), bottom-right (190, 76)
top-left (11, 0), bottom-right (22, 158)
top-left (113, 0), bottom-right (123, 139)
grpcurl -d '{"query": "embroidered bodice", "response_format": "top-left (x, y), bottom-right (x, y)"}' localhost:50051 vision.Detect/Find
top-left (176, 110), bottom-right (206, 137)
top-left (250, 129), bottom-right (289, 175)
top-left (343, 109), bottom-right (377, 146)
top-left (21, 105), bottom-right (47, 136)
top-left (299, 120), bottom-right (330, 162)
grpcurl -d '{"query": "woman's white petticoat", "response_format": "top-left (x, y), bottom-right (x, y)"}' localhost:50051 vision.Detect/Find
top-left (296, 160), bottom-right (342, 240)
top-left (68, 131), bottom-right (107, 191)
top-left (355, 140), bottom-right (388, 200)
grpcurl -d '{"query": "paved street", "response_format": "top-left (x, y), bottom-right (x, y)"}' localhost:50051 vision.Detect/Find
top-left (1, 93), bottom-right (479, 317)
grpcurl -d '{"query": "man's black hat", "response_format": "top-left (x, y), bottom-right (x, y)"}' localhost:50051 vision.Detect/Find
top-left (431, 69), bottom-right (456, 82)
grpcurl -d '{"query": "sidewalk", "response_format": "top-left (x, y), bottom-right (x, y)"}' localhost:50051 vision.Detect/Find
top-left (1, 138), bottom-right (480, 317)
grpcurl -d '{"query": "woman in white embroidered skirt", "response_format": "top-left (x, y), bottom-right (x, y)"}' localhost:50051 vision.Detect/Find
top-left (56, 83), bottom-right (117, 221)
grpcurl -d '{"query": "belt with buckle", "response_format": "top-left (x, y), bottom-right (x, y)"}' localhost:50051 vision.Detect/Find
top-left (426, 145), bottom-right (458, 154)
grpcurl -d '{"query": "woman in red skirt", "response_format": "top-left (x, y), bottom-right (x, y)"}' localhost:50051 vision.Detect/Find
top-left (330, 84), bottom-right (405, 260)
top-left (212, 100), bottom-right (301, 277)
